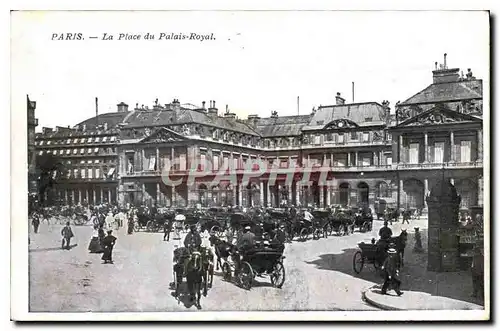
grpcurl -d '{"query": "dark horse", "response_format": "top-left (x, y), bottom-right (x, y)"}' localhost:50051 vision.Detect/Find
top-left (209, 235), bottom-right (237, 271)
top-left (185, 251), bottom-right (204, 309)
top-left (199, 246), bottom-right (215, 296)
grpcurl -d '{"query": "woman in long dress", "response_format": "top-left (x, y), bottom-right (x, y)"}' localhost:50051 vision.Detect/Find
top-left (88, 224), bottom-right (101, 253)
top-left (101, 230), bottom-right (117, 264)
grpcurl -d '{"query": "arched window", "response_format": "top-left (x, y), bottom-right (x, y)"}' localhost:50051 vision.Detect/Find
top-left (376, 181), bottom-right (389, 198)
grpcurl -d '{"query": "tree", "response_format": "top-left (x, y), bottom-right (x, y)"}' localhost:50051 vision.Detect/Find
top-left (35, 153), bottom-right (66, 206)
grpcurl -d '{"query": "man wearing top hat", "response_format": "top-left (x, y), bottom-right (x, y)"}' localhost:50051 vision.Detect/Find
top-left (381, 243), bottom-right (403, 296)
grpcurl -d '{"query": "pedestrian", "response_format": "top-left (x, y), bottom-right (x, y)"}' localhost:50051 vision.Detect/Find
top-left (88, 224), bottom-right (101, 253)
top-left (163, 217), bottom-right (172, 241)
top-left (61, 221), bottom-right (74, 250)
top-left (471, 245), bottom-right (484, 298)
top-left (127, 214), bottom-right (135, 235)
top-left (381, 245), bottom-right (403, 296)
top-left (101, 230), bottom-right (117, 264)
top-left (31, 213), bottom-right (40, 234)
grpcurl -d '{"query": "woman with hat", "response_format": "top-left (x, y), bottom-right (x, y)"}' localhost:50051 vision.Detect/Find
top-left (381, 244), bottom-right (403, 296)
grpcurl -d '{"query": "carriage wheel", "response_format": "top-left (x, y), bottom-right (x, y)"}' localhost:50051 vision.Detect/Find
top-left (313, 228), bottom-right (321, 240)
top-left (222, 262), bottom-right (232, 282)
top-left (337, 225), bottom-right (346, 236)
top-left (238, 262), bottom-right (254, 290)
top-left (146, 221), bottom-right (154, 232)
top-left (353, 251), bottom-right (364, 274)
top-left (299, 228), bottom-right (309, 241)
top-left (270, 261), bottom-right (285, 289)
top-left (361, 222), bottom-right (369, 233)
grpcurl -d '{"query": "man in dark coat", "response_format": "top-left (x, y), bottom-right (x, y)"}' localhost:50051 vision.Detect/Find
top-left (184, 225), bottom-right (202, 252)
top-left (471, 245), bottom-right (484, 298)
top-left (379, 221), bottom-right (393, 240)
top-left (235, 226), bottom-right (256, 276)
top-left (101, 230), bottom-right (117, 264)
top-left (61, 221), bottom-right (74, 250)
top-left (381, 246), bottom-right (403, 296)
top-left (163, 215), bottom-right (173, 241)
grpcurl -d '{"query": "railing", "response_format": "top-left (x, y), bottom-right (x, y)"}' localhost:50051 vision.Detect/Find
top-left (302, 140), bottom-right (390, 149)
top-left (397, 161), bottom-right (483, 170)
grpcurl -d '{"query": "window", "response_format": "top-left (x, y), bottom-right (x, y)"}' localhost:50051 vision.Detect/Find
top-left (95, 137), bottom-right (101, 143)
top-left (88, 148), bottom-right (92, 154)
top-left (47, 140), bottom-right (51, 145)
top-left (325, 133), bottom-right (333, 141)
top-left (351, 132), bottom-right (358, 140)
top-left (222, 155), bottom-right (229, 170)
top-left (66, 149), bottom-right (70, 155)
top-left (88, 169), bottom-right (93, 178)
top-left (148, 156), bottom-right (156, 171)
top-left (108, 168), bottom-right (115, 178)
top-left (80, 138), bottom-right (86, 143)
top-left (362, 154), bottom-right (372, 167)
top-left (110, 136), bottom-right (116, 142)
top-left (94, 147), bottom-right (99, 153)
top-left (338, 134), bottom-right (345, 144)
top-left (73, 169), bottom-right (78, 178)
top-left (81, 169), bottom-right (86, 178)
top-left (73, 149), bottom-right (78, 154)
top-left (80, 148), bottom-right (85, 154)
top-left (460, 140), bottom-right (471, 163)
top-left (386, 156), bottom-right (392, 165)
top-left (212, 154), bottom-right (219, 171)
top-left (363, 132), bottom-right (370, 142)
top-left (87, 160), bottom-right (92, 164)
top-left (39, 141), bottom-right (44, 146)
top-left (66, 139), bottom-right (71, 144)
top-left (434, 142), bottom-right (444, 164)
top-left (73, 139), bottom-right (78, 144)
top-left (199, 154), bottom-right (206, 171)
top-left (80, 160), bottom-right (85, 164)
top-left (280, 158), bottom-right (288, 168)
top-left (103, 137), bottom-right (108, 142)
top-left (409, 143), bottom-right (419, 164)
top-left (314, 135), bottom-right (322, 145)
top-left (212, 130), bottom-right (218, 139)
top-left (365, 117), bottom-right (373, 122)
top-left (323, 155), bottom-right (330, 167)
top-left (95, 168), bottom-right (100, 178)
top-left (233, 157), bottom-right (239, 170)
top-left (38, 151), bottom-right (43, 155)
top-left (179, 153), bottom-right (187, 171)
top-left (94, 159), bottom-right (99, 164)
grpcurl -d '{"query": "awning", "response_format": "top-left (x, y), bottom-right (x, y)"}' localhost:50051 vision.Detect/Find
top-left (107, 168), bottom-right (115, 177)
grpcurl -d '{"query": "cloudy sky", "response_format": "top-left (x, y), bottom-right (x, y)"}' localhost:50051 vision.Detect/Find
top-left (11, 10), bottom-right (489, 130)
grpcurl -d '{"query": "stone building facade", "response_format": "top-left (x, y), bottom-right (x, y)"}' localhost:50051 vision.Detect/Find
top-left (391, 54), bottom-right (483, 211)
top-left (27, 95), bottom-right (38, 194)
top-left (34, 55), bottom-right (483, 211)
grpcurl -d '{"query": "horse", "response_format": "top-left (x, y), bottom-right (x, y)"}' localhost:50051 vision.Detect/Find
top-left (185, 251), bottom-right (204, 309)
top-left (384, 208), bottom-right (399, 224)
top-left (390, 229), bottom-right (408, 266)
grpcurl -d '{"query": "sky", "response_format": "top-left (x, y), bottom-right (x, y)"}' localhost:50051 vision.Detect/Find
top-left (11, 10), bottom-right (489, 131)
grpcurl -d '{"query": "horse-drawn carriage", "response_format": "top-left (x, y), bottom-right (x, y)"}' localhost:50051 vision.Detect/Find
top-left (310, 210), bottom-right (332, 240)
top-left (352, 230), bottom-right (408, 274)
top-left (352, 208), bottom-right (373, 233)
top-left (330, 208), bottom-right (354, 236)
top-left (172, 245), bottom-right (214, 308)
top-left (222, 246), bottom-right (286, 290)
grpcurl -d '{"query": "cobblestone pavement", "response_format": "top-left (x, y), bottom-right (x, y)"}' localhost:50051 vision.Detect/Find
top-left (28, 217), bottom-right (432, 312)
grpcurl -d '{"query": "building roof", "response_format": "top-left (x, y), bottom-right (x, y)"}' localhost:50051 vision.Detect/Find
top-left (76, 111), bottom-right (129, 130)
top-left (255, 115), bottom-right (312, 137)
top-left (122, 108), bottom-right (260, 136)
top-left (399, 79), bottom-right (482, 106)
top-left (303, 102), bottom-right (387, 130)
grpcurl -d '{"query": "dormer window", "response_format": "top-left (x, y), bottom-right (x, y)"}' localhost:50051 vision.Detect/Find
top-left (364, 117), bottom-right (373, 122)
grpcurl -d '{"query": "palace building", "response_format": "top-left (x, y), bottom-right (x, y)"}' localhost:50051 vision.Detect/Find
top-left (34, 54), bottom-right (483, 211)
top-left (27, 95), bottom-right (38, 194)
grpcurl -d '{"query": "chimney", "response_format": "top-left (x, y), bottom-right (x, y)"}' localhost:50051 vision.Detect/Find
top-left (104, 122), bottom-right (108, 131)
top-left (335, 92), bottom-right (345, 105)
top-left (202, 101), bottom-right (206, 109)
top-left (82, 124), bottom-right (87, 131)
top-left (42, 127), bottom-right (53, 134)
top-left (117, 102), bottom-right (129, 113)
top-left (247, 114), bottom-right (260, 127)
top-left (172, 99), bottom-right (181, 111)
top-left (208, 99), bottom-right (218, 115)
top-left (432, 53), bottom-right (460, 83)
top-left (224, 112), bottom-right (236, 119)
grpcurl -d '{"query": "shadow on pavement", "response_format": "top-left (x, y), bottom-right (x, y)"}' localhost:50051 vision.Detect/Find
top-left (169, 283), bottom-right (203, 310)
top-left (29, 244), bottom-right (78, 252)
top-left (306, 230), bottom-right (484, 307)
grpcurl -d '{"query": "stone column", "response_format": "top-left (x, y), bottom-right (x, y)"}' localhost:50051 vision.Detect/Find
top-left (100, 188), bottom-right (104, 204)
top-left (233, 185), bottom-right (237, 207)
top-left (373, 151), bottom-right (378, 166)
top-left (108, 190), bottom-right (112, 203)
top-left (424, 132), bottom-right (429, 163)
top-left (171, 185), bottom-right (175, 206)
top-left (295, 181), bottom-right (300, 207)
top-left (450, 178), bottom-right (454, 185)
top-left (319, 185), bottom-right (324, 207)
top-left (156, 147), bottom-right (160, 172)
top-left (267, 182), bottom-right (272, 207)
top-left (156, 182), bottom-right (161, 205)
top-left (259, 182), bottom-right (264, 206)
top-left (477, 129), bottom-right (483, 161)
top-left (92, 190), bottom-right (96, 204)
top-left (238, 183), bottom-right (243, 206)
top-left (450, 131), bottom-right (455, 162)
top-left (478, 176), bottom-right (483, 205)
top-left (141, 149), bottom-right (145, 171)
top-left (399, 179), bottom-right (404, 209)
top-left (326, 182), bottom-right (331, 206)
top-left (399, 135), bottom-right (404, 163)
top-left (330, 154), bottom-right (334, 168)
top-left (355, 152), bottom-right (359, 167)
top-left (424, 178), bottom-right (429, 212)
top-left (65, 190), bottom-right (69, 204)
top-left (347, 152), bottom-right (351, 166)
top-left (142, 183), bottom-right (146, 204)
